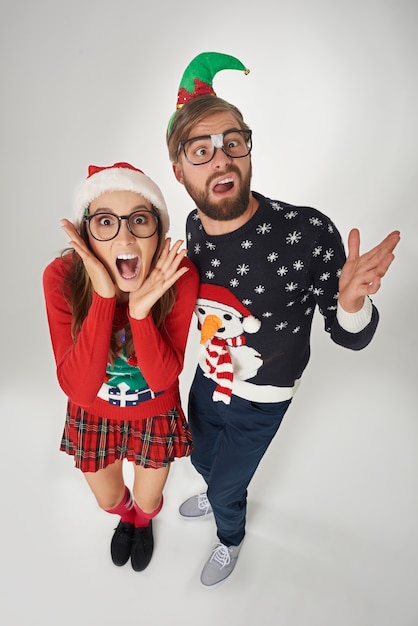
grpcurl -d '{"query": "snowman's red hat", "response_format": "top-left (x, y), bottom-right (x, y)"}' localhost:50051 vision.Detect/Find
top-left (197, 284), bottom-right (261, 334)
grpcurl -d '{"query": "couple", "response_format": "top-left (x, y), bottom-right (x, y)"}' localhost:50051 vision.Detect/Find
top-left (43, 52), bottom-right (400, 587)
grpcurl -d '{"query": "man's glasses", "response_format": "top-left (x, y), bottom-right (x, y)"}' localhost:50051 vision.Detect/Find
top-left (84, 210), bottom-right (159, 241)
top-left (179, 129), bottom-right (252, 166)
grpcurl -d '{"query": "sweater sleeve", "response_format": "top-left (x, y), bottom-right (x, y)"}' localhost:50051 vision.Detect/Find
top-left (308, 217), bottom-right (379, 351)
top-left (128, 257), bottom-right (199, 392)
top-left (43, 257), bottom-right (116, 406)
top-left (336, 296), bottom-right (373, 332)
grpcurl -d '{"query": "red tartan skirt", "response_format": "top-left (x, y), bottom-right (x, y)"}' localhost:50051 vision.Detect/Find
top-left (60, 399), bottom-right (193, 473)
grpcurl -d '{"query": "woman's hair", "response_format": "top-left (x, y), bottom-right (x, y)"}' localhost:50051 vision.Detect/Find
top-left (62, 206), bottom-right (175, 364)
top-left (166, 95), bottom-right (250, 163)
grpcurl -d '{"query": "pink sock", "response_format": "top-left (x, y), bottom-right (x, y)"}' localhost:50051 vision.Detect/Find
top-left (133, 496), bottom-right (163, 528)
top-left (106, 486), bottom-right (135, 524)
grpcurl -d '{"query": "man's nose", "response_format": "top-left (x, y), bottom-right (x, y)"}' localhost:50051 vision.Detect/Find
top-left (212, 145), bottom-right (232, 168)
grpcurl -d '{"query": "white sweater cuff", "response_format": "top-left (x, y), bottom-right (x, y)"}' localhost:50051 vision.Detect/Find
top-left (336, 296), bottom-right (373, 333)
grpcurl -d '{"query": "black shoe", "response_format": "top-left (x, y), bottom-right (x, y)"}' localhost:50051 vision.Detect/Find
top-left (110, 520), bottom-right (134, 566)
top-left (131, 520), bottom-right (154, 571)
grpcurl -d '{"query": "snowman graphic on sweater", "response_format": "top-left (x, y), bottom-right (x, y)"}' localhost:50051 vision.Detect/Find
top-left (195, 284), bottom-right (262, 404)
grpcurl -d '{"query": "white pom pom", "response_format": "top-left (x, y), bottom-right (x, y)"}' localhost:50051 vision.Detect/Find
top-left (242, 315), bottom-right (261, 334)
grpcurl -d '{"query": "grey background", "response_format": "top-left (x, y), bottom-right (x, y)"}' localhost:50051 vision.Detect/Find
top-left (1, 0), bottom-right (417, 625)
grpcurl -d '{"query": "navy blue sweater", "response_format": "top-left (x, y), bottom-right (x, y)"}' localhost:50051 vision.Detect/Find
top-left (186, 192), bottom-right (379, 399)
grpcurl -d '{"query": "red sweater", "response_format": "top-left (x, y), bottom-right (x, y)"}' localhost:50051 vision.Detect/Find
top-left (43, 254), bottom-right (199, 421)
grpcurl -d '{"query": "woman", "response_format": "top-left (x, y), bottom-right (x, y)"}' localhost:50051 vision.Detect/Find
top-left (43, 162), bottom-right (198, 571)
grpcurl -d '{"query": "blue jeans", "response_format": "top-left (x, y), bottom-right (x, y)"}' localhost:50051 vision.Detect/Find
top-left (188, 367), bottom-right (291, 547)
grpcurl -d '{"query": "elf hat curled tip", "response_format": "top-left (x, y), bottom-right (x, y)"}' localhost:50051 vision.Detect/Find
top-left (167, 52), bottom-right (249, 133)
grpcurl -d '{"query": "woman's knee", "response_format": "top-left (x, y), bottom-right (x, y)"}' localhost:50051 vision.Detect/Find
top-left (132, 464), bottom-right (169, 512)
top-left (93, 487), bottom-right (126, 511)
top-left (132, 491), bottom-right (162, 513)
top-left (83, 462), bottom-right (125, 510)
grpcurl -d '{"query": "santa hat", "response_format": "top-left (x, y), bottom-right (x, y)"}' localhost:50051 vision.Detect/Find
top-left (167, 51), bottom-right (250, 132)
top-left (197, 283), bottom-right (261, 334)
top-left (74, 162), bottom-right (170, 234)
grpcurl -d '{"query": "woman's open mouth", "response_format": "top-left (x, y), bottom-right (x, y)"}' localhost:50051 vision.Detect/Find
top-left (116, 253), bottom-right (140, 280)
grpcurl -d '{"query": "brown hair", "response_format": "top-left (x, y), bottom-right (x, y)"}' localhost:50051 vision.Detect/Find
top-left (166, 95), bottom-right (250, 163)
top-left (61, 207), bottom-right (175, 365)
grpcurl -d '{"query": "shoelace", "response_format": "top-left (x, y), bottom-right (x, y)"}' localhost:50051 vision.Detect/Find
top-left (197, 493), bottom-right (211, 513)
top-left (114, 522), bottom-right (134, 540)
top-left (210, 543), bottom-right (231, 569)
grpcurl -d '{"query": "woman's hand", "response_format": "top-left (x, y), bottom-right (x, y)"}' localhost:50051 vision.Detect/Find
top-left (128, 238), bottom-right (189, 319)
top-left (61, 218), bottom-right (116, 299)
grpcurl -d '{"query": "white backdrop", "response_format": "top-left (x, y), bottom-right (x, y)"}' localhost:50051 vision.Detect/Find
top-left (1, 1), bottom-right (417, 625)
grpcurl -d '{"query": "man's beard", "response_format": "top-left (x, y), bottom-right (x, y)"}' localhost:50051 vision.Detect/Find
top-left (182, 163), bottom-right (252, 221)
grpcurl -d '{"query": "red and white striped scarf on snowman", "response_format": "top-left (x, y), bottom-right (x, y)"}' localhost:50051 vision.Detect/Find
top-left (204, 335), bottom-right (245, 404)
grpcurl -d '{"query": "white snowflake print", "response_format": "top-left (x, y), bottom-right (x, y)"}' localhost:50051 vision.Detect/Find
top-left (305, 307), bottom-right (313, 316)
top-left (193, 243), bottom-right (201, 254)
top-left (271, 201), bottom-right (284, 211)
top-left (323, 248), bottom-right (334, 263)
top-left (328, 223), bottom-right (334, 233)
top-left (292, 327), bottom-right (301, 334)
top-left (256, 223), bottom-right (272, 235)
top-left (236, 263), bottom-right (250, 276)
top-left (211, 258), bottom-right (221, 267)
top-left (309, 217), bottom-right (323, 227)
top-left (293, 260), bottom-right (304, 270)
top-left (241, 240), bottom-right (253, 249)
top-left (336, 268), bottom-right (342, 277)
top-left (187, 232), bottom-right (192, 242)
top-left (327, 305), bottom-right (337, 311)
top-left (285, 211), bottom-right (298, 219)
top-left (312, 246), bottom-right (322, 257)
top-left (313, 287), bottom-right (324, 296)
top-left (285, 282), bottom-right (298, 292)
top-left (267, 252), bottom-right (279, 262)
top-left (205, 271), bottom-right (215, 280)
top-left (287, 301), bottom-right (295, 307)
top-left (286, 231), bottom-right (302, 245)
top-left (242, 298), bottom-right (252, 306)
top-left (206, 241), bottom-right (216, 250)
top-left (301, 293), bottom-right (310, 303)
top-left (263, 312), bottom-right (273, 318)
top-left (254, 285), bottom-right (265, 294)
top-left (230, 278), bottom-right (239, 288)
top-left (277, 266), bottom-right (288, 277)
top-left (275, 321), bottom-right (288, 331)
top-left (192, 212), bottom-right (200, 221)
top-left (319, 272), bottom-right (330, 281)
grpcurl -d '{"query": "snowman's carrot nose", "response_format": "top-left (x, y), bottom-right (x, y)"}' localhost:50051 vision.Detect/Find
top-left (200, 314), bottom-right (222, 344)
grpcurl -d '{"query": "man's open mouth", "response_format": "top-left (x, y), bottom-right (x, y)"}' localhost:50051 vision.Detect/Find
top-left (212, 177), bottom-right (234, 194)
top-left (116, 254), bottom-right (140, 280)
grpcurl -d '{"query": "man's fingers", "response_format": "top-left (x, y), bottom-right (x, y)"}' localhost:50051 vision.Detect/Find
top-left (346, 228), bottom-right (360, 261)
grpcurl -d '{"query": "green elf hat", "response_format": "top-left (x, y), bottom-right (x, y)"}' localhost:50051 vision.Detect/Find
top-left (167, 51), bottom-right (250, 133)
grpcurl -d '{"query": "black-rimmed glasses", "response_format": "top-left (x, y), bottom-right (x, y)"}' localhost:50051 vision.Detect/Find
top-left (84, 210), bottom-right (159, 241)
top-left (179, 129), bottom-right (252, 165)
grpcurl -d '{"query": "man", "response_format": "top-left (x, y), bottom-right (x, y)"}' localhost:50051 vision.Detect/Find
top-left (166, 52), bottom-right (400, 587)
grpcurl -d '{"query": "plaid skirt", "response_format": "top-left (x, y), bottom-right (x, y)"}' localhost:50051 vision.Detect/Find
top-left (60, 400), bottom-right (193, 473)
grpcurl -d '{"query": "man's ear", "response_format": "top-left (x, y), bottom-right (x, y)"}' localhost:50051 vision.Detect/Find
top-left (172, 162), bottom-right (184, 184)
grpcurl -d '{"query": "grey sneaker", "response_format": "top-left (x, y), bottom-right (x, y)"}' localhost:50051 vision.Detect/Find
top-left (200, 541), bottom-right (243, 588)
top-left (179, 493), bottom-right (213, 519)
